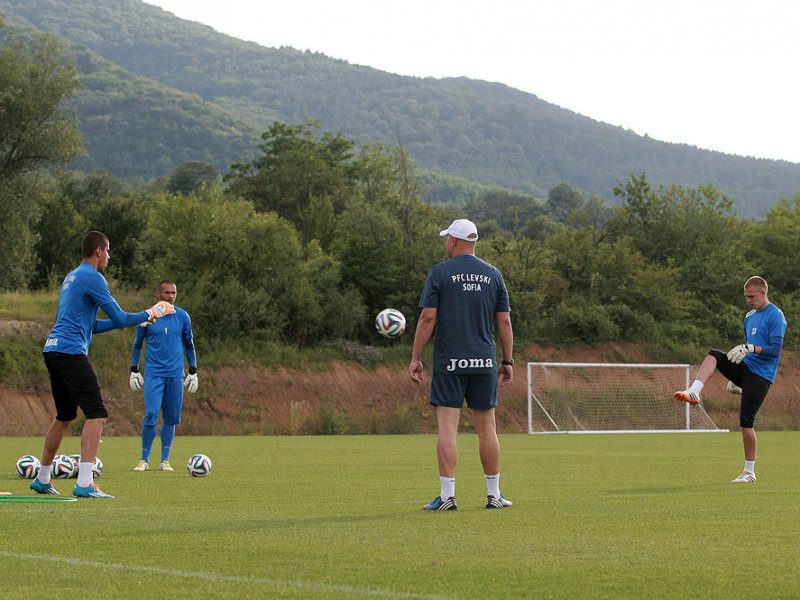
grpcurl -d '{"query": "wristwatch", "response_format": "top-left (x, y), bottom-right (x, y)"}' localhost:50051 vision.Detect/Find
top-left (501, 358), bottom-right (514, 366)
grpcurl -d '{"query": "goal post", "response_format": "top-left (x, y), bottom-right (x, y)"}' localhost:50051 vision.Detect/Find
top-left (527, 362), bottom-right (728, 434)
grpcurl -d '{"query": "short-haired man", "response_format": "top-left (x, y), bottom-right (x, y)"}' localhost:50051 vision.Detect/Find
top-left (33, 231), bottom-right (175, 498)
top-left (410, 219), bottom-right (514, 510)
top-left (130, 280), bottom-right (197, 472)
top-left (675, 276), bottom-right (787, 483)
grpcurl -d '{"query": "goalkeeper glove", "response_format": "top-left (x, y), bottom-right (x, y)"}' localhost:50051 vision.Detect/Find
top-left (726, 344), bottom-right (755, 364)
top-left (183, 367), bottom-right (198, 393)
top-left (145, 300), bottom-right (176, 321)
top-left (130, 366), bottom-right (144, 392)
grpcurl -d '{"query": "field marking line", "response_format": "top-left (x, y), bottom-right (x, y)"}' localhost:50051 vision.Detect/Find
top-left (0, 551), bottom-right (457, 600)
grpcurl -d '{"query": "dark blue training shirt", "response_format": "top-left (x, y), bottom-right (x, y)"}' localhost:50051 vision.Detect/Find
top-left (419, 254), bottom-right (510, 374)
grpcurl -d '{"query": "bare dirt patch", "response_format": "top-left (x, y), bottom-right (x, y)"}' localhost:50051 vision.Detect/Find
top-left (1, 341), bottom-right (798, 436)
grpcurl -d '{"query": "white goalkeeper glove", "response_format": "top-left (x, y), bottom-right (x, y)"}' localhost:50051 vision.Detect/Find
top-left (183, 367), bottom-right (198, 393)
top-left (726, 344), bottom-right (755, 364)
top-left (130, 367), bottom-right (143, 392)
top-left (145, 300), bottom-right (176, 321)
top-left (726, 381), bottom-right (743, 395)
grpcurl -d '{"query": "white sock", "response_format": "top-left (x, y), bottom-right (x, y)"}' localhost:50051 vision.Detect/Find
top-left (439, 476), bottom-right (455, 500)
top-left (745, 460), bottom-right (755, 474)
top-left (37, 465), bottom-right (52, 484)
top-left (689, 380), bottom-right (705, 395)
top-left (77, 462), bottom-right (94, 487)
top-left (485, 473), bottom-right (500, 498)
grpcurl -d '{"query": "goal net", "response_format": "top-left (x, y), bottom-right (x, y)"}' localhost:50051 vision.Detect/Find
top-left (527, 362), bottom-right (727, 434)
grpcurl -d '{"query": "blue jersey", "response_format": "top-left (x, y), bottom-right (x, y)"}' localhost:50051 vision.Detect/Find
top-left (43, 263), bottom-right (117, 355)
top-left (131, 307), bottom-right (196, 378)
top-left (419, 254), bottom-right (510, 374)
top-left (742, 302), bottom-right (787, 383)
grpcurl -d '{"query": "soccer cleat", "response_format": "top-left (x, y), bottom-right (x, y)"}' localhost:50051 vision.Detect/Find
top-left (159, 460), bottom-right (174, 471)
top-left (731, 471), bottom-right (757, 483)
top-left (30, 479), bottom-right (60, 495)
top-left (133, 460), bottom-right (149, 471)
top-left (674, 390), bottom-right (700, 405)
top-left (73, 484), bottom-right (115, 498)
top-left (423, 496), bottom-right (457, 511)
top-left (486, 495), bottom-right (513, 509)
top-left (726, 381), bottom-right (743, 395)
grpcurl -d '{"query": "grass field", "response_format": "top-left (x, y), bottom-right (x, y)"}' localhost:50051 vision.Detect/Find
top-left (2, 432), bottom-right (799, 599)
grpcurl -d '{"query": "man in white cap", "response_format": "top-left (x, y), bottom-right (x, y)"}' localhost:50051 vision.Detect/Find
top-left (410, 218), bottom-right (514, 510)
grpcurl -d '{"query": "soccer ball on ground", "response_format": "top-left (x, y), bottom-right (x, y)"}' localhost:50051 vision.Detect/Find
top-left (187, 454), bottom-right (212, 477)
top-left (52, 455), bottom-right (77, 479)
top-left (16, 455), bottom-right (40, 479)
top-left (375, 308), bottom-right (406, 338)
top-left (68, 454), bottom-right (81, 478)
top-left (93, 457), bottom-right (104, 478)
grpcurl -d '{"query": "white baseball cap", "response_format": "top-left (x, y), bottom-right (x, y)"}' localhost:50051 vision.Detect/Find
top-left (439, 219), bottom-right (479, 241)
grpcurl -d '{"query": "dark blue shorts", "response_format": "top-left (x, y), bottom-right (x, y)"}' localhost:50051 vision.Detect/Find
top-left (430, 372), bottom-right (498, 410)
top-left (43, 352), bottom-right (108, 421)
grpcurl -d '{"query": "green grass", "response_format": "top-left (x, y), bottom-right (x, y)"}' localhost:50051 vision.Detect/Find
top-left (2, 433), bottom-right (799, 599)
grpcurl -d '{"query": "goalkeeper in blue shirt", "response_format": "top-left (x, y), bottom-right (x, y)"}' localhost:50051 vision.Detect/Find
top-left (130, 280), bottom-right (197, 472)
top-left (31, 231), bottom-right (175, 499)
top-left (675, 276), bottom-right (787, 483)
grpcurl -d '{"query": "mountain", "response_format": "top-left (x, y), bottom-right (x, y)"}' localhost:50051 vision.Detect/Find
top-left (1, 0), bottom-right (799, 215)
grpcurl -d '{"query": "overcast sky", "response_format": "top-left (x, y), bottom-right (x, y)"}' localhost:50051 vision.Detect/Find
top-left (144, 0), bottom-right (800, 164)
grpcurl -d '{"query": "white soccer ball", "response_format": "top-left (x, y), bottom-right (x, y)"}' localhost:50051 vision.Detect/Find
top-left (375, 308), bottom-right (406, 338)
top-left (16, 455), bottom-right (40, 479)
top-left (187, 453), bottom-right (212, 477)
top-left (52, 455), bottom-right (77, 479)
top-left (68, 454), bottom-right (81, 478)
top-left (93, 457), bottom-right (104, 478)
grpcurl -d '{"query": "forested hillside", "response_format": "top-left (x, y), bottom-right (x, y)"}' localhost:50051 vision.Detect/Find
top-left (1, 0), bottom-right (799, 215)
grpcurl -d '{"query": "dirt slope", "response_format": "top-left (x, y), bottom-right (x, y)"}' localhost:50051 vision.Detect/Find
top-left (2, 341), bottom-right (799, 436)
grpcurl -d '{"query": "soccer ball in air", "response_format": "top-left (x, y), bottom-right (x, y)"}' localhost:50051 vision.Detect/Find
top-left (52, 455), bottom-right (77, 479)
top-left (15, 455), bottom-right (40, 479)
top-left (187, 453), bottom-right (212, 477)
top-left (375, 308), bottom-right (406, 338)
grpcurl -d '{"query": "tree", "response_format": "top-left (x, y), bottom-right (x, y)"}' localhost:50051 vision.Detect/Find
top-left (224, 121), bottom-right (355, 242)
top-left (168, 161), bottom-right (218, 195)
top-left (0, 26), bottom-right (82, 290)
top-left (746, 194), bottom-right (800, 294)
top-left (545, 182), bottom-right (583, 224)
top-left (611, 174), bottom-right (748, 341)
top-left (0, 30), bottom-right (82, 180)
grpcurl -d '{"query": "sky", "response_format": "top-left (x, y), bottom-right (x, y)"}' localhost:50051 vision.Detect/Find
top-left (144, 0), bottom-right (800, 164)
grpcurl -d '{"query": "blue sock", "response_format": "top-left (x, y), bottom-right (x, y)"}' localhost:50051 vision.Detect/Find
top-left (160, 425), bottom-right (176, 462)
top-left (141, 424), bottom-right (156, 462)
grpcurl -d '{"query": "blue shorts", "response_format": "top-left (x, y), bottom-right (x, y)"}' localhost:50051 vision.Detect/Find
top-left (430, 372), bottom-right (498, 410)
top-left (143, 376), bottom-right (184, 427)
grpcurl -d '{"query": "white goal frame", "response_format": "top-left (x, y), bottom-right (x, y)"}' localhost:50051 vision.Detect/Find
top-left (527, 362), bottom-right (728, 434)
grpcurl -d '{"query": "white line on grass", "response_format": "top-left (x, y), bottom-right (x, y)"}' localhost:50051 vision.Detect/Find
top-left (0, 551), bottom-right (455, 600)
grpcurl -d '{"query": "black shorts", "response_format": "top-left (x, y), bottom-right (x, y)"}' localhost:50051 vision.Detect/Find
top-left (43, 352), bottom-right (108, 421)
top-left (708, 349), bottom-right (771, 428)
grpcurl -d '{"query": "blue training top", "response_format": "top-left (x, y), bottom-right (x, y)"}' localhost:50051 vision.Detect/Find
top-left (419, 254), bottom-right (510, 374)
top-left (742, 302), bottom-right (787, 383)
top-left (131, 307), bottom-right (196, 378)
top-left (44, 262), bottom-right (148, 356)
